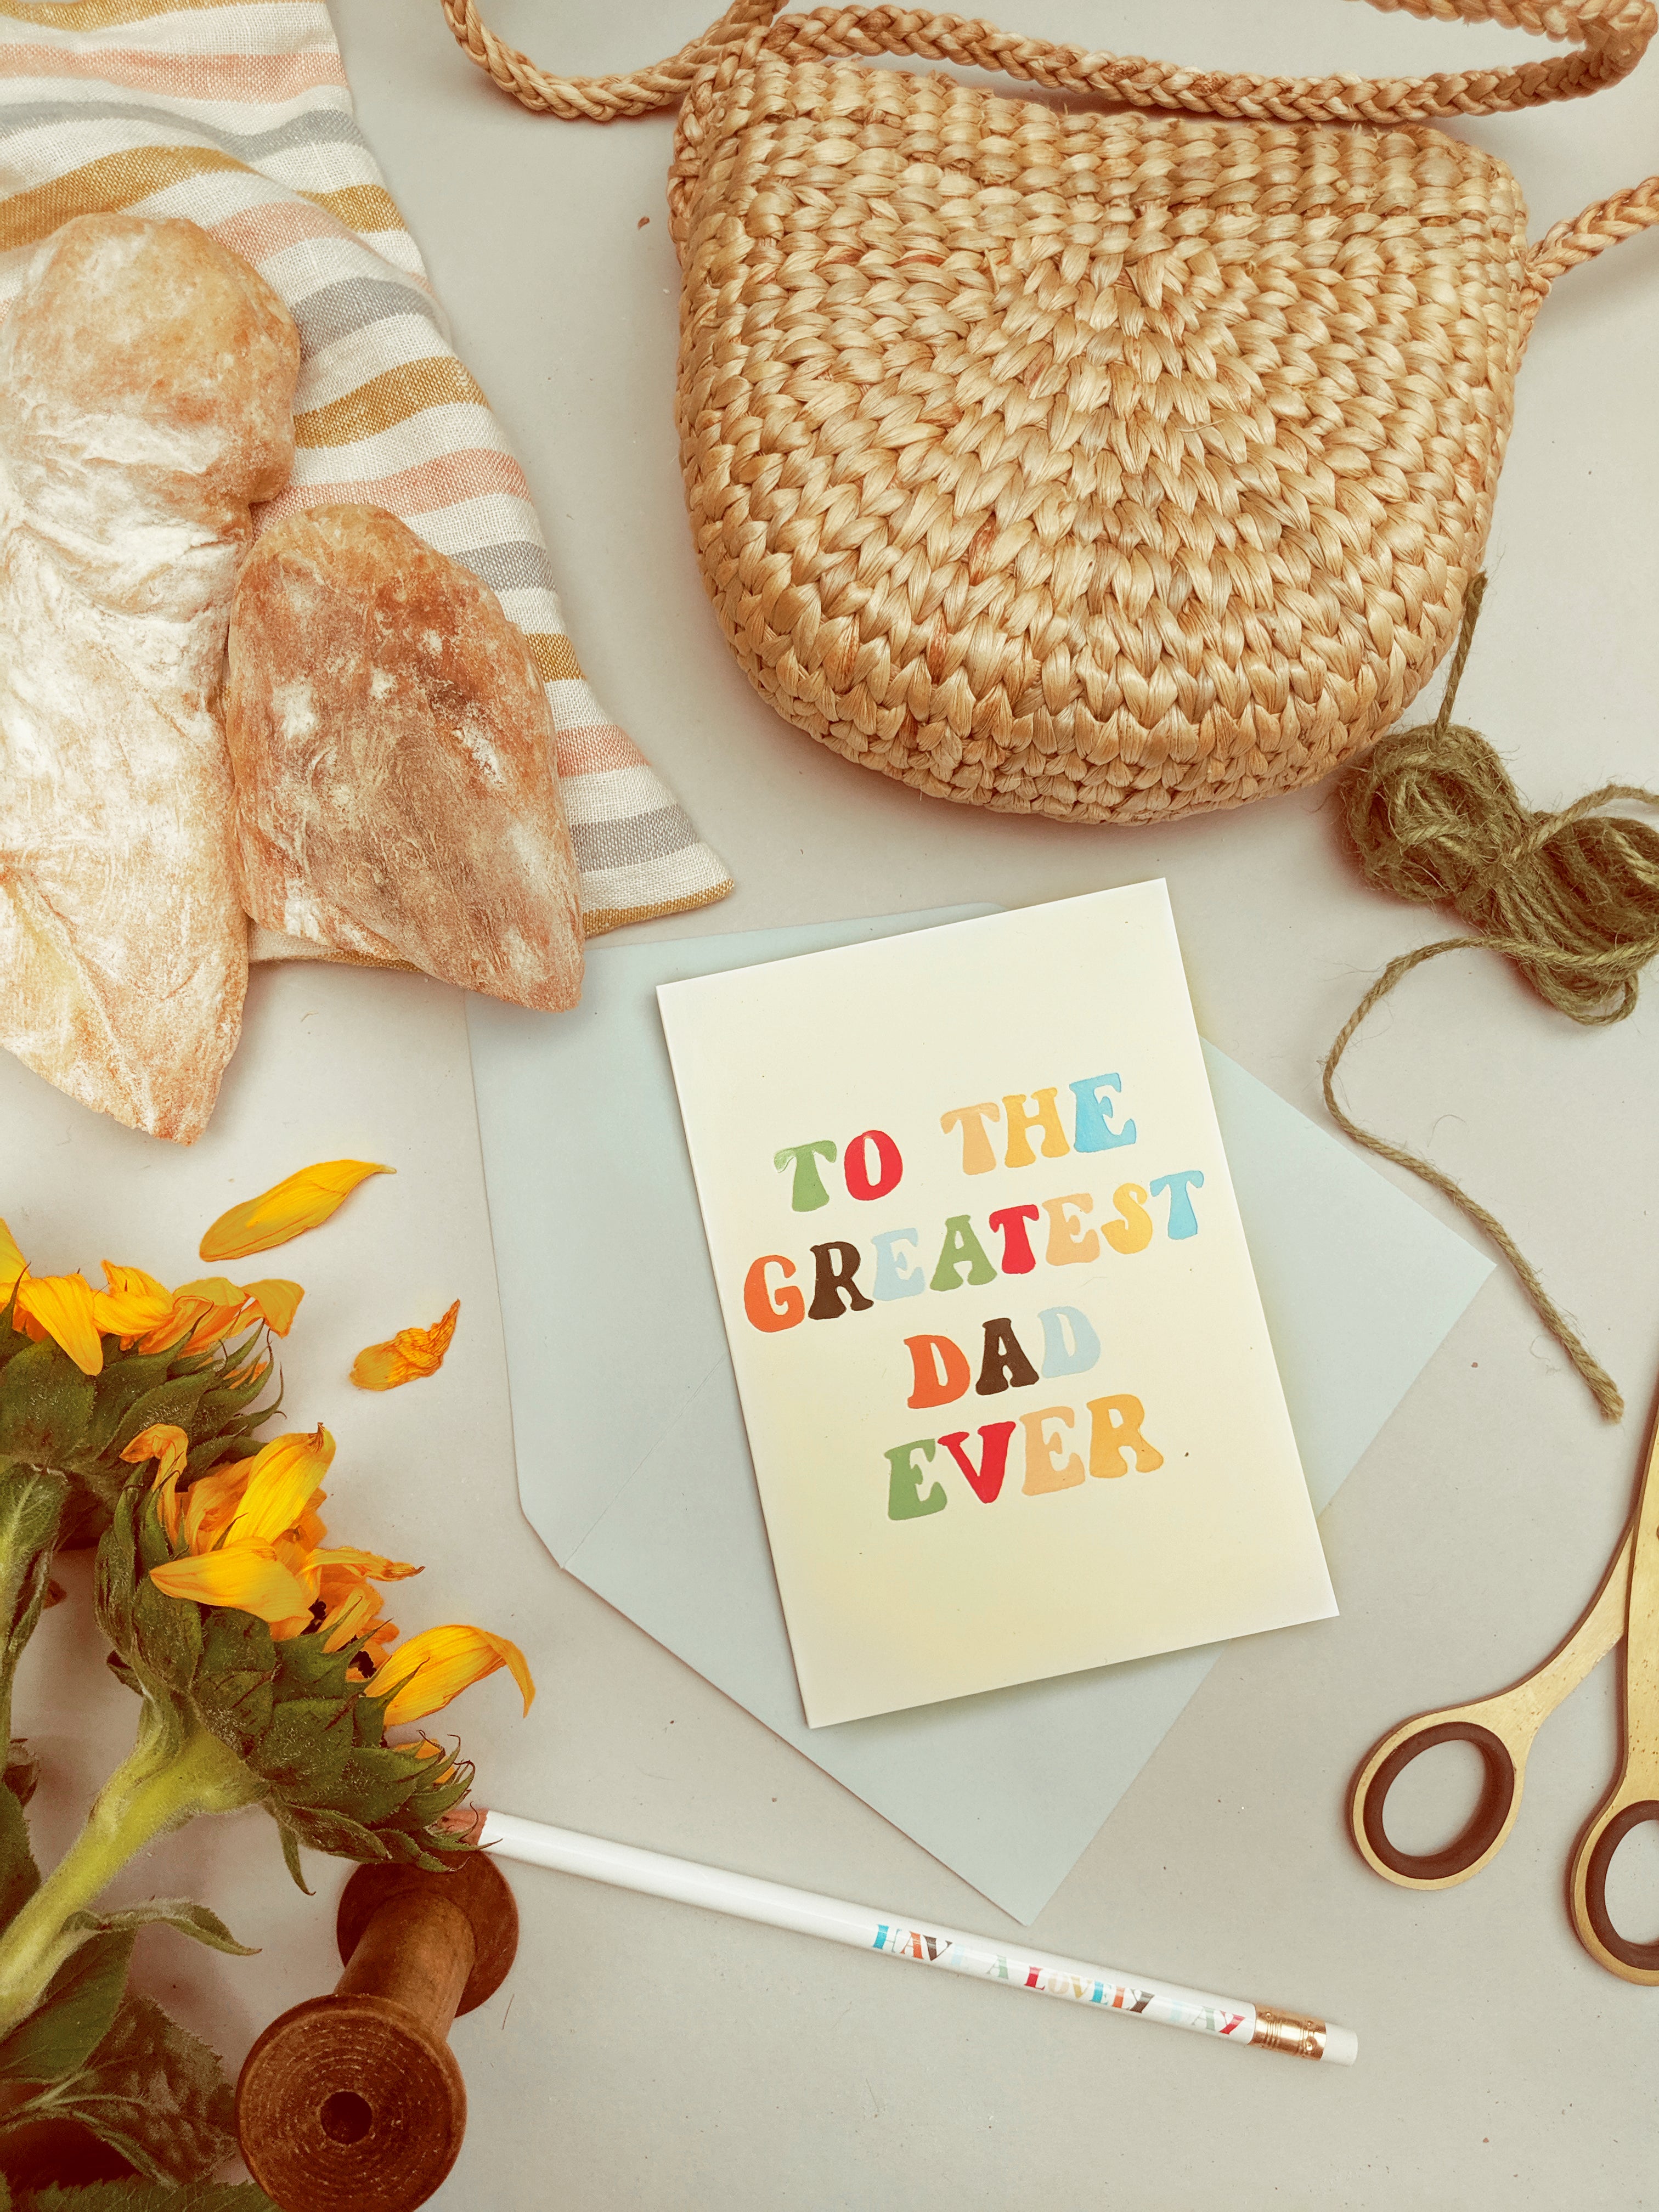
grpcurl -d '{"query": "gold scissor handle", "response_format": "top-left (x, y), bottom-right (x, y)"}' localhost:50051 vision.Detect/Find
top-left (1348, 1700), bottom-right (1528, 1889)
top-left (1349, 1526), bottom-right (1635, 1893)
top-left (1567, 1415), bottom-right (1659, 1982)
top-left (1569, 1784), bottom-right (1659, 1983)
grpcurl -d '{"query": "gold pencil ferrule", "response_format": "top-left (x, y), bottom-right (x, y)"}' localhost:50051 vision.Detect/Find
top-left (1250, 2006), bottom-right (1327, 2061)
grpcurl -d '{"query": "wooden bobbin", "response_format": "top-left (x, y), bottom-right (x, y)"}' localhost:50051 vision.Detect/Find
top-left (236, 1852), bottom-right (518, 2212)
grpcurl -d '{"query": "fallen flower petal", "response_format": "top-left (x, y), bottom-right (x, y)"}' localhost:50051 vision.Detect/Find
top-left (351, 1300), bottom-right (460, 1392)
top-left (149, 1542), bottom-right (313, 1625)
top-left (374, 1623), bottom-right (534, 1726)
top-left (240, 1279), bottom-right (304, 1336)
top-left (200, 1161), bottom-right (394, 1263)
top-left (14, 1272), bottom-right (104, 1376)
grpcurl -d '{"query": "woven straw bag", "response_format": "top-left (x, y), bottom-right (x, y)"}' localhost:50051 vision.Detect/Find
top-left (443, 0), bottom-right (1659, 825)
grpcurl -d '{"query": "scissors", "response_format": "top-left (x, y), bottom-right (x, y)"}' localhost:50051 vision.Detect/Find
top-left (1348, 1404), bottom-right (1659, 1983)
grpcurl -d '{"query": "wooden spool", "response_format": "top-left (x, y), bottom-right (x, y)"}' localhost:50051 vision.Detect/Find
top-left (236, 1852), bottom-right (518, 2212)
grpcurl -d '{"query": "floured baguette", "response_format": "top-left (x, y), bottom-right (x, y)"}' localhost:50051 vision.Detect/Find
top-left (0, 213), bottom-right (299, 1142)
top-left (225, 504), bottom-right (584, 1011)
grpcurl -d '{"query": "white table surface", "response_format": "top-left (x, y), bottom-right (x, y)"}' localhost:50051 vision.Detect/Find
top-left (26, 3), bottom-right (1659, 2205)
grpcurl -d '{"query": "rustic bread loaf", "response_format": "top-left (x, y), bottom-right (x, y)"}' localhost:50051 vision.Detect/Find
top-left (0, 213), bottom-right (298, 1141)
top-left (225, 504), bottom-right (583, 1011)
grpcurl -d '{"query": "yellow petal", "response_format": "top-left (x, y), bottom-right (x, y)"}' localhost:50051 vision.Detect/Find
top-left (241, 1279), bottom-right (304, 1337)
top-left (321, 1582), bottom-right (384, 1650)
top-left (374, 1623), bottom-right (535, 1728)
top-left (163, 1278), bottom-right (253, 1353)
top-left (120, 1423), bottom-right (191, 1475)
top-left (93, 1263), bottom-right (175, 1340)
top-left (134, 1299), bottom-right (204, 1355)
top-left (14, 1273), bottom-right (103, 1376)
top-left (182, 1458), bottom-right (258, 1554)
top-left (122, 1423), bottom-right (191, 1543)
top-left (200, 1161), bottom-right (394, 1263)
top-left (170, 1276), bottom-right (247, 1307)
top-left (349, 1341), bottom-right (417, 1391)
top-left (227, 1427), bottom-right (335, 1548)
top-left (311, 1546), bottom-right (423, 1583)
top-left (0, 1222), bottom-right (29, 1308)
top-left (149, 1542), bottom-right (313, 1624)
top-left (350, 1301), bottom-right (460, 1392)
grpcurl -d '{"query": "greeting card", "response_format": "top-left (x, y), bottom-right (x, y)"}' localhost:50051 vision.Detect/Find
top-left (657, 883), bottom-right (1336, 1726)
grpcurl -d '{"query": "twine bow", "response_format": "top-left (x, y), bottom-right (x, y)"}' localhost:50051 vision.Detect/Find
top-left (1324, 578), bottom-right (1659, 1423)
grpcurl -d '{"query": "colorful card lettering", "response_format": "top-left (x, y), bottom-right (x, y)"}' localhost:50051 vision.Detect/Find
top-left (657, 884), bottom-right (1336, 1726)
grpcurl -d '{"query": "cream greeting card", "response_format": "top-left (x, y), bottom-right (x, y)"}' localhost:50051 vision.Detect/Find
top-left (656, 884), bottom-right (1336, 1727)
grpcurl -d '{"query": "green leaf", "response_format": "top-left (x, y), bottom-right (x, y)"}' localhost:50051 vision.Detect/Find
top-left (76, 1350), bottom-right (188, 1467)
top-left (91, 1376), bottom-right (213, 1475)
top-left (0, 1771), bottom-right (40, 1931)
top-left (0, 1932), bottom-right (133, 2084)
top-left (128, 1576), bottom-right (201, 1689)
top-left (0, 1351), bottom-right (94, 1469)
top-left (276, 1824), bottom-right (310, 1896)
top-left (3, 1990), bottom-right (241, 2187)
top-left (84, 1901), bottom-right (256, 1960)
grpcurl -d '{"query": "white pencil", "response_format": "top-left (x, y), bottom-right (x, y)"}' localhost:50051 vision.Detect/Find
top-left (455, 1809), bottom-right (1357, 2064)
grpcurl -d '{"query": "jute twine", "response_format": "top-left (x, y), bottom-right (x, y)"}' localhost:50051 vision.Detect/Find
top-left (442, 0), bottom-right (1659, 826)
top-left (1325, 578), bottom-right (1659, 1423)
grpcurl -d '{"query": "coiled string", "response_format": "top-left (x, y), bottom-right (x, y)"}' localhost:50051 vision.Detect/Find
top-left (1324, 578), bottom-right (1659, 1423)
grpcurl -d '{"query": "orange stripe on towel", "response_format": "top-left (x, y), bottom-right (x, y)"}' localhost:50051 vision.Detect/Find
top-left (554, 724), bottom-right (647, 777)
top-left (257, 449), bottom-right (536, 523)
top-left (0, 43), bottom-right (346, 99)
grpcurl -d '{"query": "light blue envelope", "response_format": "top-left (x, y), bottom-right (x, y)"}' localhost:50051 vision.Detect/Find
top-left (466, 911), bottom-right (1492, 1923)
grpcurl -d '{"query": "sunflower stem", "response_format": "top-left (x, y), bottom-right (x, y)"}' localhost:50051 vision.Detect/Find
top-left (0, 1701), bottom-right (257, 2042)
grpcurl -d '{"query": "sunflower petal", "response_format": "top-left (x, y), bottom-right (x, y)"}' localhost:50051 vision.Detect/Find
top-left (14, 1273), bottom-right (103, 1376)
top-left (240, 1279), bottom-right (304, 1337)
top-left (159, 1278), bottom-right (251, 1353)
top-left (0, 1222), bottom-right (28, 1308)
top-left (200, 1162), bottom-right (394, 1263)
top-left (374, 1623), bottom-right (535, 1727)
top-left (349, 1341), bottom-right (416, 1391)
top-left (134, 1298), bottom-right (206, 1356)
top-left (120, 1423), bottom-right (190, 1476)
top-left (182, 1459), bottom-right (257, 1554)
top-left (149, 1542), bottom-right (313, 1625)
top-left (228, 1427), bottom-right (335, 1548)
top-left (350, 1301), bottom-right (460, 1392)
top-left (93, 1263), bottom-right (176, 1340)
top-left (311, 1546), bottom-right (423, 1583)
top-left (123, 1423), bottom-right (192, 1543)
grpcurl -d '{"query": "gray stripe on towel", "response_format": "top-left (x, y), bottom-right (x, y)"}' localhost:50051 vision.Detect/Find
top-left (453, 541), bottom-right (558, 596)
top-left (569, 806), bottom-right (700, 874)
top-left (0, 97), bottom-right (372, 166)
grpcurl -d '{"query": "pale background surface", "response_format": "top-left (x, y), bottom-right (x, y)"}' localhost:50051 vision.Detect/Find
top-left (23, 2), bottom-right (1659, 2205)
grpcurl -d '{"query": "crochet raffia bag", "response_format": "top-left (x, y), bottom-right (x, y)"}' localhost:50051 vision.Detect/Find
top-left (442, 0), bottom-right (1659, 825)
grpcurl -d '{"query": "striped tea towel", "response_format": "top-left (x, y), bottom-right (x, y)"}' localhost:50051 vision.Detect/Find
top-left (0, 0), bottom-right (734, 947)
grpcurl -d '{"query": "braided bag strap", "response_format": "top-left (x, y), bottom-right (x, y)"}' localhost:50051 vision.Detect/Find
top-left (436, 0), bottom-right (785, 120)
top-left (438, 0), bottom-right (1659, 277)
